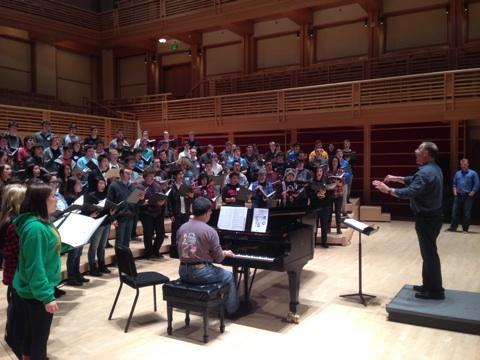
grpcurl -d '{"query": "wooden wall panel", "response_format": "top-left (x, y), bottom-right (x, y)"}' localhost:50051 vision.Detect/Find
top-left (162, 52), bottom-right (190, 66)
top-left (203, 30), bottom-right (241, 46)
top-left (370, 122), bottom-right (465, 218)
top-left (56, 48), bottom-right (93, 105)
top-left (256, 34), bottom-right (300, 70)
top-left (205, 43), bottom-right (242, 76)
top-left (0, 37), bottom-right (31, 92)
top-left (313, 4), bottom-right (366, 25)
top-left (57, 48), bottom-right (91, 83)
top-left (233, 130), bottom-right (290, 154)
top-left (468, 2), bottom-right (480, 41)
top-left (386, 9), bottom-right (448, 51)
top-left (315, 22), bottom-right (368, 61)
top-left (57, 79), bottom-right (91, 106)
top-left (119, 55), bottom-right (147, 98)
top-left (35, 42), bottom-right (56, 96)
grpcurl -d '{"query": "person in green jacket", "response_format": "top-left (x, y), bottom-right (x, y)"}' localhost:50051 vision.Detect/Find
top-left (13, 182), bottom-right (61, 360)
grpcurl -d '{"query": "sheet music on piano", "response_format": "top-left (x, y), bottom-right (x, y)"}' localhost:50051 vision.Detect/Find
top-left (217, 206), bottom-right (248, 231)
top-left (251, 208), bottom-right (269, 233)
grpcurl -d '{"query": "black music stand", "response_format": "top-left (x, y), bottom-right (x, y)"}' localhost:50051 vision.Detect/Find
top-left (340, 218), bottom-right (378, 307)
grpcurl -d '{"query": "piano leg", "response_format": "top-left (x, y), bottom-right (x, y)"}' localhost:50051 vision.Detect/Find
top-left (243, 266), bottom-right (250, 303)
top-left (286, 268), bottom-right (302, 324)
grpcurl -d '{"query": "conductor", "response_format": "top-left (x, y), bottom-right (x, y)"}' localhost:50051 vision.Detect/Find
top-left (373, 142), bottom-right (445, 300)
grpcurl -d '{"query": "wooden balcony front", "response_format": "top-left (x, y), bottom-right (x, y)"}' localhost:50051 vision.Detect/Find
top-left (127, 68), bottom-right (480, 135)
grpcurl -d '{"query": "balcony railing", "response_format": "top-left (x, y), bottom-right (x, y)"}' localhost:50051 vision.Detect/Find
top-left (126, 68), bottom-right (480, 123)
top-left (0, 104), bottom-right (139, 142)
top-left (191, 47), bottom-right (480, 97)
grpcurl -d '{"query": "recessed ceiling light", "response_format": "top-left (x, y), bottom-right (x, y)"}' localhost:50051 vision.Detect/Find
top-left (158, 38), bottom-right (167, 44)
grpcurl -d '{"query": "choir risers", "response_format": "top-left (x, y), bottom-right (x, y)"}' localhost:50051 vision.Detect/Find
top-left (360, 205), bottom-right (391, 222)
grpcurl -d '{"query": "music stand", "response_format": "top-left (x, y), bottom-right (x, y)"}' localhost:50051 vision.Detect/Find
top-left (340, 218), bottom-right (378, 306)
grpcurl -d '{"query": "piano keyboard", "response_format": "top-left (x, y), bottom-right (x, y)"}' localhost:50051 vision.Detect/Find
top-left (232, 254), bottom-right (275, 262)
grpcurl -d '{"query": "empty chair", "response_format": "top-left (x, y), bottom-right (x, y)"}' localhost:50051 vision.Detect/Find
top-left (108, 246), bottom-right (170, 332)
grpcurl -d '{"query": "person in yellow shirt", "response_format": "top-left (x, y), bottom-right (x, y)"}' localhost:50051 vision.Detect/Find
top-left (308, 140), bottom-right (328, 163)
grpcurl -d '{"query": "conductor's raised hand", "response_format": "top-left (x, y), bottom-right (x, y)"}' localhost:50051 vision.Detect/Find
top-left (383, 175), bottom-right (397, 184)
top-left (372, 180), bottom-right (389, 193)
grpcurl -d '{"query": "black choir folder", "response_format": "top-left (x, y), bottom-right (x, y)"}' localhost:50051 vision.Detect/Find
top-left (342, 218), bottom-right (378, 235)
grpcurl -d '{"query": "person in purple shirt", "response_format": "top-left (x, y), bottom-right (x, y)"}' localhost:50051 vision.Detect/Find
top-left (447, 158), bottom-right (479, 233)
top-left (177, 197), bottom-right (240, 317)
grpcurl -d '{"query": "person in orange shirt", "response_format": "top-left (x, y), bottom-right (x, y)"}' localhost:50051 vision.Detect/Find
top-left (308, 140), bottom-right (328, 163)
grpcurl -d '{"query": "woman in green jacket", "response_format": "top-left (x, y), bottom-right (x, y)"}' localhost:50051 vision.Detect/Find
top-left (13, 182), bottom-right (61, 360)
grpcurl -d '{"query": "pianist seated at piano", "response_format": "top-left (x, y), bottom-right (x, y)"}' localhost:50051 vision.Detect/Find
top-left (281, 168), bottom-right (308, 207)
top-left (222, 172), bottom-right (245, 207)
top-left (177, 197), bottom-right (241, 317)
top-left (250, 169), bottom-right (274, 208)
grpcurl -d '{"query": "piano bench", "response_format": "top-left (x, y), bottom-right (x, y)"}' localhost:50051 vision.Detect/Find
top-left (162, 280), bottom-right (229, 343)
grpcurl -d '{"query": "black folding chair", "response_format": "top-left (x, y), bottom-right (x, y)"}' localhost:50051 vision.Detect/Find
top-left (108, 246), bottom-right (170, 332)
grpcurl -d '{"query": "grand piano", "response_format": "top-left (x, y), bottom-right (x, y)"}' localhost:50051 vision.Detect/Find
top-left (170, 206), bottom-right (315, 322)
top-left (219, 206), bottom-right (315, 322)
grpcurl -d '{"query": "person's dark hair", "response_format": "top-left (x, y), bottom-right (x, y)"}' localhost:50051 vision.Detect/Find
top-left (41, 120), bottom-right (50, 126)
top-left (329, 155), bottom-right (341, 170)
top-left (63, 176), bottom-right (80, 198)
top-left (23, 135), bottom-right (34, 144)
top-left (90, 176), bottom-right (106, 193)
top-left (97, 154), bottom-right (109, 165)
top-left (422, 142), bottom-right (439, 159)
top-left (8, 121), bottom-right (18, 129)
top-left (57, 164), bottom-right (70, 180)
top-left (142, 167), bottom-right (156, 179)
top-left (84, 144), bottom-right (94, 152)
top-left (69, 123), bottom-right (77, 129)
top-left (192, 197), bottom-right (212, 216)
top-left (20, 182), bottom-right (52, 221)
top-left (42, 173), bottom-right (55, 184)
top-left (197, 173), bottom-right (209, 184)
top-left (229, 171), bottom-right (239, 179)
top-left (123, 155), bottom-right (135, 164)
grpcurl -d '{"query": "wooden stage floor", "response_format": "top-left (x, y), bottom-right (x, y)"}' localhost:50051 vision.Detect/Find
top-left (1, 221), bottom-right (479, 359)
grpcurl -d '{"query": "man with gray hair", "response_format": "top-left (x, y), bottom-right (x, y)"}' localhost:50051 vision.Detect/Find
top-left (176, 197), bottom-right (240, 317)
top-left (373, 142), bottom-right (445, 300)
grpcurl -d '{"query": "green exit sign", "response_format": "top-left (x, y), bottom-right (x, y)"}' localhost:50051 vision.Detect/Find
top-left (170, 42), bottom-right (178, 52)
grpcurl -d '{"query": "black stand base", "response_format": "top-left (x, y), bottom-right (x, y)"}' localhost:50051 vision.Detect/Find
top-left (340, 292), bottom-right (376, 307)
